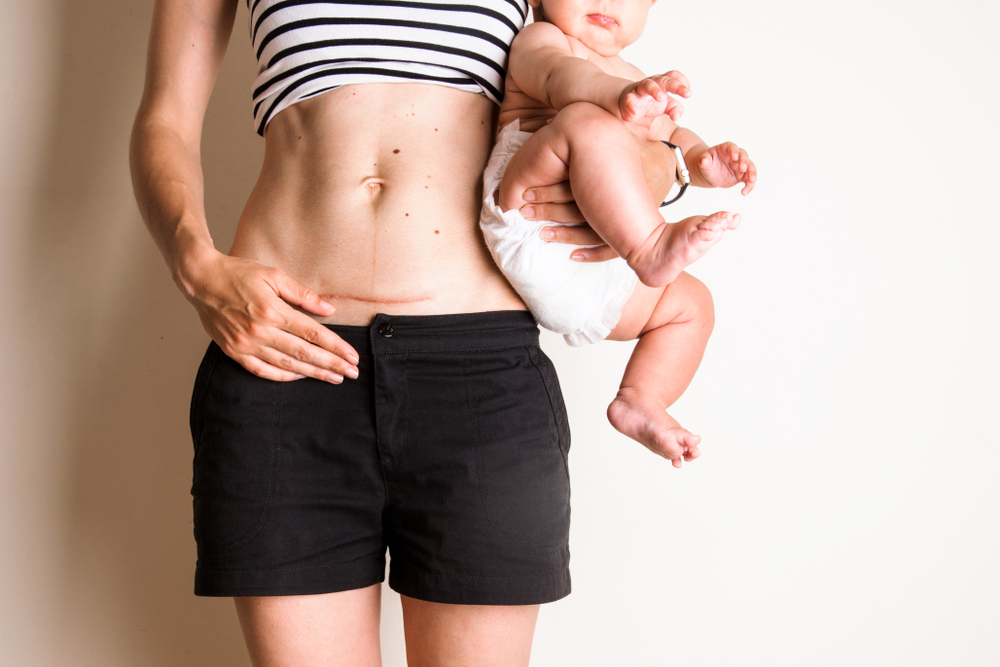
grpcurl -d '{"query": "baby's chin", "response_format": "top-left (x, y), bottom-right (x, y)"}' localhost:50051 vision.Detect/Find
top-left (562, 26), bottom-right (627, 56)
top-left (575, 36), bottom-right (627, 58)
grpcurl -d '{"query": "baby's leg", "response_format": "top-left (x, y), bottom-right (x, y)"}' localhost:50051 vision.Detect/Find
top-left (606, 272), bottom-right (715, 467)
top-left (497, 103), bottom-right (739, 287)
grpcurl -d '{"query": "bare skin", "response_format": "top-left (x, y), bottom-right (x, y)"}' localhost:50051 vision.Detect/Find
top-left (494, 0), bottom-right (757, 463)
top-left (129, 0), bottom-right (679, 661)
top-left (234, 588), bottom-right (538, 667)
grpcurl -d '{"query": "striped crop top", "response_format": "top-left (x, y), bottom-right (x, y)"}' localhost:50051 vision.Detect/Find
top-left (248, 0), bottom-right (529, 135)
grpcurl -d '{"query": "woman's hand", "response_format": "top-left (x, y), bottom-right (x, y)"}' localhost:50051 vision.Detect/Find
top-left (521, 182), bottom-right (621, 262)
top-left (182, 250), bottom-right (360, 383)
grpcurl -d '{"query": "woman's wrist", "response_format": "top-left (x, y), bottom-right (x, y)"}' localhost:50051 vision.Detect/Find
top-left (170, 224), bottom-right (222, 300)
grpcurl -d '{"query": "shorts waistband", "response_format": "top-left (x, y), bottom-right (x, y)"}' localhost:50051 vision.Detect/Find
top-left (324, 310), bottom-right (540, 355)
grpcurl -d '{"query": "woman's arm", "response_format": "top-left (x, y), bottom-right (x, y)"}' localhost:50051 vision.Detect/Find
top-left (130, 0), bottom-right (359, 383)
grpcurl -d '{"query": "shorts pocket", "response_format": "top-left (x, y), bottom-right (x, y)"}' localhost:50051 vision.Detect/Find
top-left (189, 342), bottom-right (220, 456)
top-left (526, 346), bottom-right (572, 462)
top-left (191, 350), bottom-right (283, 553)
top-left (466, 347), bottom-right (571, 552)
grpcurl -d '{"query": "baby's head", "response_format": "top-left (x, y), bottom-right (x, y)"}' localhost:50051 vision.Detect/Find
top-left (528, 0), bottom-right (656, 56)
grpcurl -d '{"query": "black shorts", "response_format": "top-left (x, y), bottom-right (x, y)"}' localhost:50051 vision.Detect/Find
top-left (189, 310), bottom-right (571, 604)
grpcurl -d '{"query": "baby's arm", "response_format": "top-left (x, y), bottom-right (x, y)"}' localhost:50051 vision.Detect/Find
top-left (659, 124), bottom-right (757, 195)
top-left (508, 23), bottom-right (689, 122)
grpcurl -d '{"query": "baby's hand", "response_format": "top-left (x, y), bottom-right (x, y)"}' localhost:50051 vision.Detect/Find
top-left (695, 142), bottom-right (757, 195)
top-left (618, 71), bottom-right (692, 124)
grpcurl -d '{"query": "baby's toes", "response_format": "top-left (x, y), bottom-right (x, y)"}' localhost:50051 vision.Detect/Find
top-left (705, 211), bottom-right (737, 230)
top-left (697, 215), bottom-right (725, 232)
top-left (693, 228), bottom-right (719, 244)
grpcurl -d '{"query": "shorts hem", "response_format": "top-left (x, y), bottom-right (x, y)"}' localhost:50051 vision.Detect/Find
top-left (194, 554), bottom-right (386, 597)
top-left (388, 565), bottom-right (571, 606)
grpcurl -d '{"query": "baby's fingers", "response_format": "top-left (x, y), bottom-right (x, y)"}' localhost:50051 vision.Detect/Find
top-left (662, 70), bottom-right (691, 95)
top-left (636, 77), bottom-right (668, 101)
top-left (653, 72), bottom-right (692, 98)
top-left (664, 97), bottom-right (684, 121)
top-left (737, 149), bottom-right (757, 195)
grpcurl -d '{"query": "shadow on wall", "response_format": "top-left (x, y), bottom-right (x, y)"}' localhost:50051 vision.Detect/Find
top-left (24, 0), bottom-right (262, 663)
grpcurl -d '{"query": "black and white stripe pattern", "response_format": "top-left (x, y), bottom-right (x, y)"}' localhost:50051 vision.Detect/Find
top-left (248, 0), bottom-right (528, 134)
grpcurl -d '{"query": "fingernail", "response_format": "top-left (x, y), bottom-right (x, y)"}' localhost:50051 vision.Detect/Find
top-left (347, 355), bottom-right (360, 365)
top-left (345, 367), bottom-right (359, 379)
top-left (294, 374), bottom-right (306, 380)
top-left (523, 190), bottom-right (537, 201)
top-left (540, 228), bottom-right (555, 239)
top-left (522, 207), bottom-right (535, 218)
top-left (320, 300), bottom-right (335, 311)
top-left (571, 252), bottom-right (586, 261)
top-left (329, 373), bottom-right (343, 384)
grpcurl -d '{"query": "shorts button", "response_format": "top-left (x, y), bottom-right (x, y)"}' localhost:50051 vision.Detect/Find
top-left (378, 323), bottom-right (394, 338)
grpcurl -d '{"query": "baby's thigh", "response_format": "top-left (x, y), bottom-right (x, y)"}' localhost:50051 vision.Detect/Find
top-left (497, 124), bottom-right (572, 211)
top-left (608, 282), bottom-right (666, 340)
top-left (608, 271), bottom-right (711, 340)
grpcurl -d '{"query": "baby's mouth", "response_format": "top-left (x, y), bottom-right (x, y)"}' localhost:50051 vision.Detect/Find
top-left (586, 13), bottom-right (617, 26)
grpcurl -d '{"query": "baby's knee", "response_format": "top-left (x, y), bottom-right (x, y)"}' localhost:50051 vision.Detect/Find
top-left (669, 272), bottom-right (715, 329)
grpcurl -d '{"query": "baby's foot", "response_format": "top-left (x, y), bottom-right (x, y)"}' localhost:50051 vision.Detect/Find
top-left (607, 389), bottom-right (701, 468)
top-left (627, 211), bottom-right (740, 287)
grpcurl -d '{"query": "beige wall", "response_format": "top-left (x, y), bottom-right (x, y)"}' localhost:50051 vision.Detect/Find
top-left (3, 1), bottom-right (999, 665)
top-left (1, 1), bottom-right (253, 664)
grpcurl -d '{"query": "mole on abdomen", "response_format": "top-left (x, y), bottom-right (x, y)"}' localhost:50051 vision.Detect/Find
top-left (393, 149), bottom-right (400, 154)
top-left (434, 230), bottom-right (440, 235)
top-left (405, 213), bottom-right (409, 217)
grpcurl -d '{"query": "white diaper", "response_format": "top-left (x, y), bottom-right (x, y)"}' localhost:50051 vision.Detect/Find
top-left (480, 120), bottom-right (638, 346)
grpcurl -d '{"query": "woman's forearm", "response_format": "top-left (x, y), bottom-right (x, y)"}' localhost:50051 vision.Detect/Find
top-left (130, 116), bottom-right (220, 296)
top-left (130, 0), bottom-right (240, 293)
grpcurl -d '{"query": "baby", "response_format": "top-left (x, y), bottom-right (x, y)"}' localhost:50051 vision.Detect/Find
top-left (480, 0), bottom-right (756, 466)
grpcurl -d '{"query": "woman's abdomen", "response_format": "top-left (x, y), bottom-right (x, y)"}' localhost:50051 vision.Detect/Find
top-left (229, 84), bottom-right (525, 324)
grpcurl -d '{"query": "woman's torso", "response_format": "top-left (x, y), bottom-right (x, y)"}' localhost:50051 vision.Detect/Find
top-left (230, 0), bottom-right (530, 325)
top-left (231, 84), bottom-right (525, 325)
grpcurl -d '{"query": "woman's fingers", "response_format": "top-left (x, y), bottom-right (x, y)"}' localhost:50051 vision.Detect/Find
top-left (569, 244), bottom-right (620, 262)
top-left (523, 181), bottom-right (574, 204)
top-left (253, 328), bottom-right (359, 384)
top-left (268, 268), bottom-right (336, 317)
top-left (538, 224), bottom-right (620, 262)
top-left (540, 224), bottom-right (603, 245)
top-left (224, 306), bottom-right (359, 383)
top-left (280, 314), bottom-right (361, 371)
top-left (237, 354), bottom-right (306, 383)
top-left (523, 201), bottom-right (586, 224)
top-left (193, 254), bottom-right (360, 382)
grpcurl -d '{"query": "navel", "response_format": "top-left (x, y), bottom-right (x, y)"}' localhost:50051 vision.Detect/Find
top-left (361, 176), bottom-right (386, 197)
